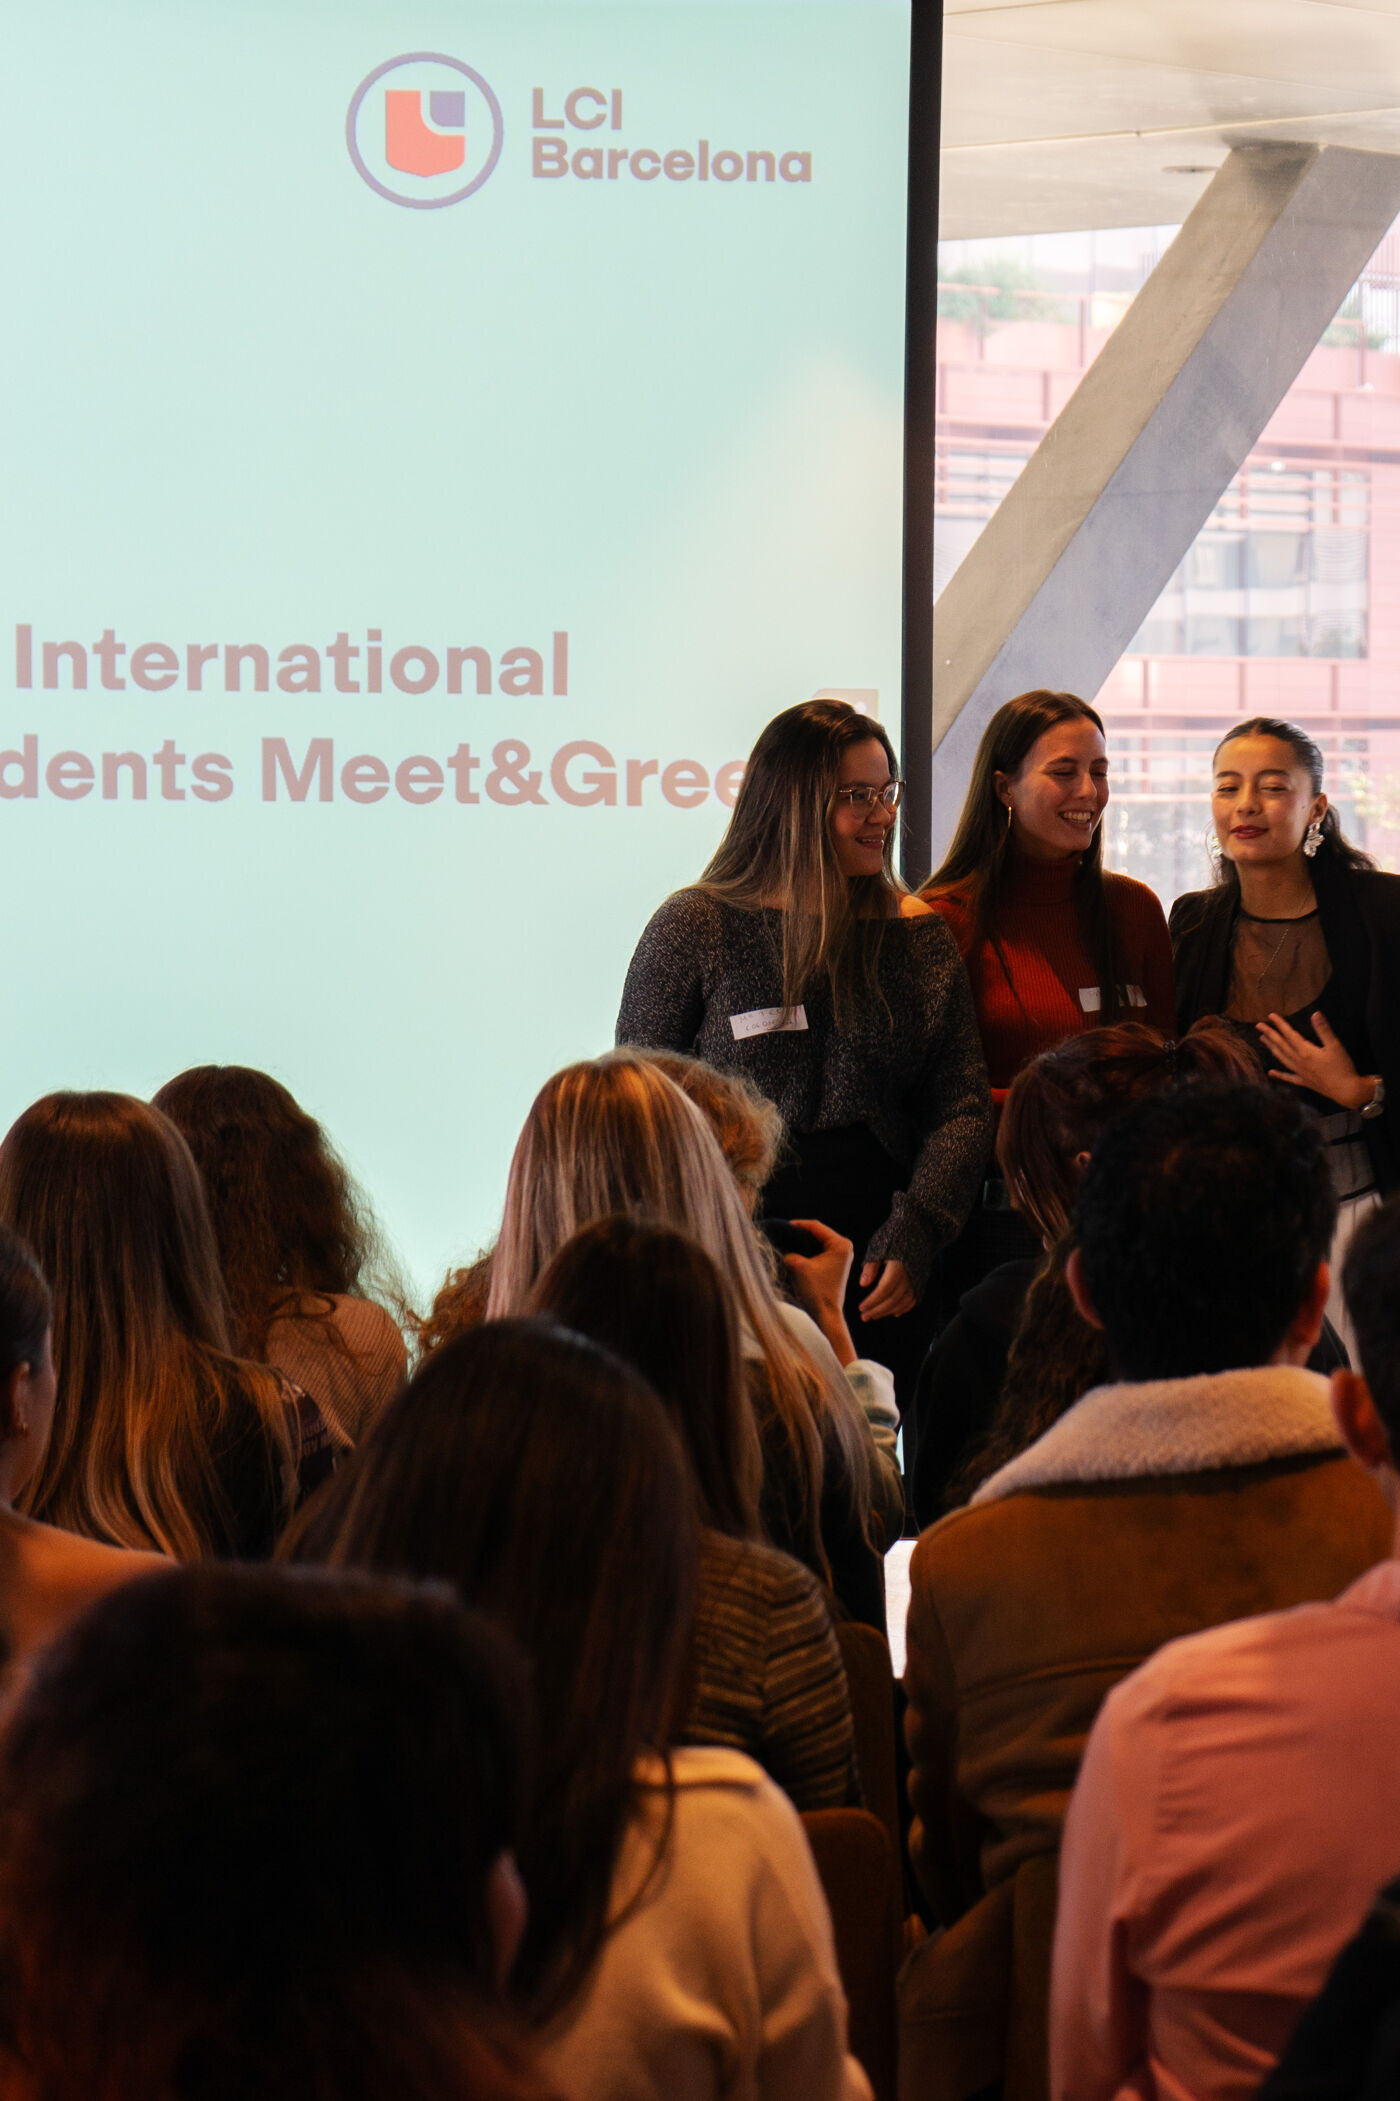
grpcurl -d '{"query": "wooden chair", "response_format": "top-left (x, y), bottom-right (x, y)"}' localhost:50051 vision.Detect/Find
top-left (835, 1619), bottom-right (902, 1863)
top-left (803, 1807), bottom-right (901, 2101)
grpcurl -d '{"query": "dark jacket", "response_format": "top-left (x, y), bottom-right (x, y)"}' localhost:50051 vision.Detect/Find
top-left (909, 1257), bottom-right (1039, 1527)
top-left (1171, 856), bottom-right (1400, 1192)
top-left (1260, 1875), bottom-right (1400, 2100)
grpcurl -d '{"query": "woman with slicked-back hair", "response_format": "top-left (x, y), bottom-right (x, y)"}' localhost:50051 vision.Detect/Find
top-left (152, 1064), bottom-right (408, 1445)
top-left (484, 1051), bottom-right (903, 1628)
top-left (920, 689), bottom-right (1175, 1297)
top-left (1173, 715), bottom-right (1400, 1350)
top-left (617, 698), bottom-right (991, 1407)
top-left (0, 1093), bottom-right (330, 1560)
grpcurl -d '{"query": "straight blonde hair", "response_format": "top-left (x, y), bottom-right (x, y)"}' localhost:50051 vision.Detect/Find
top-left (0, 1093), bottom-right (293, 1560)
top-left (698, 700), bottom-right (904, 1024)
top-left (486, 1054), bottom-right (874, 1576)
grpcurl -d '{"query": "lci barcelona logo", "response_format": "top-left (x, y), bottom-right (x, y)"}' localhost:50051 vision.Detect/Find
top-left (346, 53), bottom-right (504, 208)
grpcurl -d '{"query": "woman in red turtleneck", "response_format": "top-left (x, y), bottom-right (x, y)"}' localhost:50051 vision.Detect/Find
top-left (918, 690), bottom-right (1174, 1294)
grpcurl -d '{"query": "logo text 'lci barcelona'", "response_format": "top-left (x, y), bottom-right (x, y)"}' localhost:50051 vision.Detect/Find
top-left (347, 53), bottom-right (504, 207)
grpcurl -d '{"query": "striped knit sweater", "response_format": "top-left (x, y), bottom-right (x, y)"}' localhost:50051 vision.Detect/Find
top-left (685, 1531), bottom-right (860, 1812)
top-left (925, 851), bottom-right (1175, 1100)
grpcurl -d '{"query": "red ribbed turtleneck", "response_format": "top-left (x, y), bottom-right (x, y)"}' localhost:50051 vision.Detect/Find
top-left (925, 849), bottom-right (1176, 1099)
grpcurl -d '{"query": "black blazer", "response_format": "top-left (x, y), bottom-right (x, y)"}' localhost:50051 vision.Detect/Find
top-left (1170, 859), bottom-right (1400, 1194)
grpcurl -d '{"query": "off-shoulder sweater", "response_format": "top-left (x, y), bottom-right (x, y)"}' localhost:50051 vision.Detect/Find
top-left (616, 891), bottom-right (992, 1293)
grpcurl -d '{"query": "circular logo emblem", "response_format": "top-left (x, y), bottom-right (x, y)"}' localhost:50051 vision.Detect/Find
top-left (347, 53), bottom-right (503, 208)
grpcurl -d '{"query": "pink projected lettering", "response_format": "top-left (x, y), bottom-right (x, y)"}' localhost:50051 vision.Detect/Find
top-left (385, 89), bottom-right (465, 177)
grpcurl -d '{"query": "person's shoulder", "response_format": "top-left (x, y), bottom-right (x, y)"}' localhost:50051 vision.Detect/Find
top-left (1168, 883), bottom-right (1226, 935)
top-left (1102, 869), bottom-right (1169, 922)
top-left (640, 886), bottom-right (725, 934)
top-left (703, 1531), bottom-right (830, 1613)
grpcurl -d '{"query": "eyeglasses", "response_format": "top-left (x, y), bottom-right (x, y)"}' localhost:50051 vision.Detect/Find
top-left (832, 781), bottom-right (904, 813)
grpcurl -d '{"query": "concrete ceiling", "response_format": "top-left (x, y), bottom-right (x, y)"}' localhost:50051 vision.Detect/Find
top-left (940, 0), bottom-right (1400, 237)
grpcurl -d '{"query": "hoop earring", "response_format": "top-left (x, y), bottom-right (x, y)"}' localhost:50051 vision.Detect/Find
top-left (1303, 819), bottom-right (1323, 859)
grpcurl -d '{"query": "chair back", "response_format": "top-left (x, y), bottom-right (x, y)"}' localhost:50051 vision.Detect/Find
top-left (835, 1619), bottom-right (901, 1861)
top-left (802, 1807), bottom-right (900, 2101)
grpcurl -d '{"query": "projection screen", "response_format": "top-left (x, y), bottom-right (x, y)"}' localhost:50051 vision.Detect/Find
top-left (2, 0), bottom-right (916, 1290)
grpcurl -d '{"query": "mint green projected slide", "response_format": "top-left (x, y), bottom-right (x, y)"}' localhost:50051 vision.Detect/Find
top-left (1, 0), bottom-right (912, 1290)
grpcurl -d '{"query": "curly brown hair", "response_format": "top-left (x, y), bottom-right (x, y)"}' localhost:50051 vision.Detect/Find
top-left (151, 1067), bottom-right (402, 1359)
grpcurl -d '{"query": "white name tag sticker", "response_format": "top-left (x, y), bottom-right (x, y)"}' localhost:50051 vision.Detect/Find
top-left (730, 1005), bottom-right (808, 1040)
top-left (1079, 985), bottom-right (1147, 1014)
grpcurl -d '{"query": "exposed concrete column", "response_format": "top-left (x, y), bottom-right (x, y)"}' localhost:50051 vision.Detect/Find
top-left (927, 143), bottom-right (1400, 863)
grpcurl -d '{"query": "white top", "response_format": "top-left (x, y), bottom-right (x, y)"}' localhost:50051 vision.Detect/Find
top-left (537, 1746), bottom-right (872, 2101)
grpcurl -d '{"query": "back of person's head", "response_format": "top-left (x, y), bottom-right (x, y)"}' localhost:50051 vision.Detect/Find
top-left (0, 1092), bottom-right (287, 1557)
top-left (285, 1318), bottom-right (697, 2020)
top-left (0, 1223), bottom-right (49, 1390)
top-left (999, 1019), bottom-right (1263, 1243)
top-left (488, 1054), bottom-right (867, 1574)
top-left (526, 1215), bottom-right (763, 1539)
top-left (0, 1564), bottom-right (548, 2101)
top-left (152, 1064), bottom-right (393, 1357)
top-left (1076, 1084), bottom-right (1335, 1379)
top-left (637, 1053), bottom-right (784, 1211)
top-left (1344, 1197), bottom-right (1400, 1455)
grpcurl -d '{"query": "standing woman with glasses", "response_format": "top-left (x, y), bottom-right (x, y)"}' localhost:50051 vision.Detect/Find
top-left (1172, 716), bottom-right (1400, 1350)
top-left (918, 690), bottom-right (1175, 1296)
top-left (617, 699), bottom-right (991, 1402)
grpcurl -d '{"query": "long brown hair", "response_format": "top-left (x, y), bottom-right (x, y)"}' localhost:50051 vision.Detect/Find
top-left (527, 1215), bottom-right (764, 1541)
top-left (0, 1093), bottom-right (292, 1559)
top-left (151, 1065), bottom-right (406, 1358)
top-left (923, 689), bottom-right (1130, 1021)
top-left (285, 1321), bottom-right (698, 2025)
top-left (484, 1053), bottom-right (873, 1580)
top-left (698, 699), bottom-right (904, 1022)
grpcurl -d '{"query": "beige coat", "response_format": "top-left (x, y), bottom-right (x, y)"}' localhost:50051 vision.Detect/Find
top-left (899, 1366), bottom-right (1394, 2101)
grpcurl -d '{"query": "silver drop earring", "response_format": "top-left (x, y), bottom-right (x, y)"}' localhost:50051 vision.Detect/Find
top-left (1303, 819), bottom-right (1323, 859)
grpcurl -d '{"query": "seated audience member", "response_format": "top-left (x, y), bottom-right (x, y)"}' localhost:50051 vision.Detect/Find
top-left (0, 1093), bottom-right (331, 1560)
top-left (153, 1065), bottom-right (408, 1445)
top-left (526, 1215), bottom-right (859, 1811)
top-left (1052, 1186), bottom-right (1400, 2101)
top-left (0, 1222), bottom-right (162, 1679)
top-left (910, 1020), bottom-right (1275, 1523)
top-left (901, 1086), bottom-right (1392, 2101)
top-left (287, 1321), bottom-right (870, 2101)
top-left (484, 1052), bottom-right (902, 1629)
top-left (0, 1563), bottom-right (555, 2101)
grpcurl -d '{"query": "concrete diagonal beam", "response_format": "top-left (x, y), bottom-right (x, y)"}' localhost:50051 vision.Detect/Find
top-left (927, 143), bottom-right (1400, 862)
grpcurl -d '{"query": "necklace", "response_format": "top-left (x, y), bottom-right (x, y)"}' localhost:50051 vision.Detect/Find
top-left (1254, 923), bottom-right (1294, 991)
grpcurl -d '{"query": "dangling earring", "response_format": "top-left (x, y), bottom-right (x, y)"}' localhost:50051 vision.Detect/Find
top-left (1208, 832), bottom-right (1223, 865)
top-left (1303, 819), bottom-right (1323, 859)
top-left (1004, 802), bottom-right (1012, 829)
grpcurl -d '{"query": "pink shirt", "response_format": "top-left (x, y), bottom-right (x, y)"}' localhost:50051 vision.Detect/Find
top-left (1051, 1557), bottom-right (1400, 2101)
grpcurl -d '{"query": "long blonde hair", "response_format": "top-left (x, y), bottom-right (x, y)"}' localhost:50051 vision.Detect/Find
top-left (0, 1093), bottom-right (293, 1559)
top-left (486, 1054), bottom-right (873, 1573)
top-left (698, 700), bottom-right (904, 1023)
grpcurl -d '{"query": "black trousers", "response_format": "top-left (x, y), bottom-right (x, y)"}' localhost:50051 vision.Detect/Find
top-left (761, 1126), bottom-right (940, 1420)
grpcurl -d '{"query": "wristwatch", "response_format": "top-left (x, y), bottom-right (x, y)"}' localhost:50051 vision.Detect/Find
top-left (1362, 1077), bottom-right (1386, 1120)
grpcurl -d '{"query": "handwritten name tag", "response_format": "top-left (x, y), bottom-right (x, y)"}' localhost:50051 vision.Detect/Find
top-left (730, 1005), bottom-right (808, 1041)
top-left (1078, 986), bottom-right (1147, 1014)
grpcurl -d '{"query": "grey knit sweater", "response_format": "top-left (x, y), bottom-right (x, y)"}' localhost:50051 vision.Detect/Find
top-left (616, 891), bottom-right (992, 1292)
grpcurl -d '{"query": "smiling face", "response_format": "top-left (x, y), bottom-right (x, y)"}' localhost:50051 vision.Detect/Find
top-left (996, 719), bottom-right (1109, 860)
top-left (1212, 733), bottom-right (1326, 869)
top-left (827, 737), bottom-right (898, 881)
